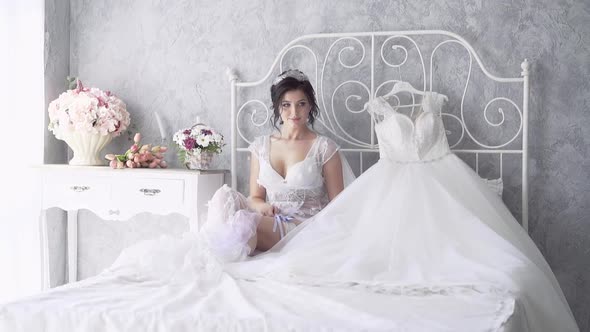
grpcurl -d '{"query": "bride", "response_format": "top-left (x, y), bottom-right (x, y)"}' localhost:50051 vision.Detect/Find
top-left (0, 70), bottom-right (579, 331)
top-left (202, 69), bottom-right (356, 262)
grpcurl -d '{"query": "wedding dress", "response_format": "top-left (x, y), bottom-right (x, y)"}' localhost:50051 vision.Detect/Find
top-left (0, 92), bottom-right (579, 332)
top-left (226, 91), bottom-right (578, 331)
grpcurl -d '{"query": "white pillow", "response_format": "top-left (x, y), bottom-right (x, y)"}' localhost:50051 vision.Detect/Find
top-left (481, 177), bottom-right (503, 196)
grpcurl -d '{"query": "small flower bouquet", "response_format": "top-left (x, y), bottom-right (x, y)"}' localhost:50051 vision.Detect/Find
top-left (173, 124), bottom-right (225, 170)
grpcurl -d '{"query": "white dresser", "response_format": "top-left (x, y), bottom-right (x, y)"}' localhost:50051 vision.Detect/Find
top-left (38, 165), bottom-right (226, 288)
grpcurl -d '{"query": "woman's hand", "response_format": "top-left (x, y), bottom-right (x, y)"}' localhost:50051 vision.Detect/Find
top-left (254, 202), bottom-right (278, 217)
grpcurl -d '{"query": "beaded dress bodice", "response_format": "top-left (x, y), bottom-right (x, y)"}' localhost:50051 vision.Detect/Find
top-left (367, 92), bottom-right (450, 163)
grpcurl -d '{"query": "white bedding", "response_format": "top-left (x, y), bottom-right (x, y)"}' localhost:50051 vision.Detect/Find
top-left (0, 279), bottom-right (518, 331)
top-left (0, 250), bottom-right (523, 332)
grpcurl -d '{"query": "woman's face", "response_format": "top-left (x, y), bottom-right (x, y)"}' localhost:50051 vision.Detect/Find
top-left (279, 89), bottom-right (311, 129)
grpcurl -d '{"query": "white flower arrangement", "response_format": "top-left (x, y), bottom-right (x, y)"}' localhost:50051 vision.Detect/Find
top-left (47, 79), bottom-right (130, 139)
top-left (173, 124), bottom-right (225, 163)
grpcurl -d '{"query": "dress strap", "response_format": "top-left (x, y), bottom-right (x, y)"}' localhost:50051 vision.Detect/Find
top-left (422, 91), bottom-right (447, 115)
top-left (261, 135), bottom-right (271, 162)
top-left (314, 136), bottom-right (340, 165)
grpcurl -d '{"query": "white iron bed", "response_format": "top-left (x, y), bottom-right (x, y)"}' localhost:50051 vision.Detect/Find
top-left (228, 29), bottom-right (529, 229)
top-left (0, 30), bottom-right (532, 332)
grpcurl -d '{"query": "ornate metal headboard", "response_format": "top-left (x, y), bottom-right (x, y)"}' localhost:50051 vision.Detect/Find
top-left (226, 30), bottom-right (530, 230)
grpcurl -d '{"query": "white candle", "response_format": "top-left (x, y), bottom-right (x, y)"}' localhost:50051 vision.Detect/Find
top-left (154, 112), bottom-right (166, 141)
top-left (196, 116), bottom-right (201, 124)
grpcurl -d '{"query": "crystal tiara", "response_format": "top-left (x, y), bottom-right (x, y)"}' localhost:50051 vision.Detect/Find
top-left (272, 69), bottom-right (309, 85)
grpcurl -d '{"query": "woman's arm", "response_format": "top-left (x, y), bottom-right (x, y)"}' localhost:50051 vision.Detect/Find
top-left (248, 153), bottom-right (277, 216)
top-left (323, 152), bottom-right (344, 201)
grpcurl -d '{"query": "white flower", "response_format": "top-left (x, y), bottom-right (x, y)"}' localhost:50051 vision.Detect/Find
top-left (173, 124), bottom-right (224, 154)
top-left (212, 133), bottom-right (222, 143)
top-left (197, 135), bottom-right (210, 148)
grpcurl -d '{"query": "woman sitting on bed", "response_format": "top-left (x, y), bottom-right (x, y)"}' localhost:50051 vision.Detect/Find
top-left (203, 69), bottom-right (355, 262)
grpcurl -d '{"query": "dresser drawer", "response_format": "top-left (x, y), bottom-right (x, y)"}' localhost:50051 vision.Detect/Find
top-left (43, 175), bottom-right (111, 209)
top-left (112, 178), bottom-right (185, 212)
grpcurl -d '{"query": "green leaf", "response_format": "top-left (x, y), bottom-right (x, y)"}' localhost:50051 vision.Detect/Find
top-left (177, 149), bottom-right (187, 163)
top-left (66, 76), bottom-right (77, 90)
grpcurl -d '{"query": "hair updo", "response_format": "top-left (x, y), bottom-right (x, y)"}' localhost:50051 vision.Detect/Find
top-left (270, 69), bottom-right (319, 130)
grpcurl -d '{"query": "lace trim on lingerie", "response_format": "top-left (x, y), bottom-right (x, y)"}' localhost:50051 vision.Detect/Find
top-left (269, 190), bottom-right (327, 218)
top-left (270, 200), bottom-right (325, 220)
top-left (380, 151), bottom-right (452, 164)
top-left (266, 185), bottom-right (326, 201)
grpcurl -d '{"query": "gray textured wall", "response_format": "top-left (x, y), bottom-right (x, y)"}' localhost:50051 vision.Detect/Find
top-left (44, 0), bottom-right (69, 164)
top-left (44, 0), bottom-right (589, 330)
top-left (44, 0), bottom-right (69, 287)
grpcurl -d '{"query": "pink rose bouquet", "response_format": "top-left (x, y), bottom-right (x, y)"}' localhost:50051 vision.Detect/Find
top-left (48, 79), bottom-right (130, 139)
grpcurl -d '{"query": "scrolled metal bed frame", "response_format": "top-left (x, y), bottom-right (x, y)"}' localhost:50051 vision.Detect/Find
top-left (227, 30), bottom-right (530, 230)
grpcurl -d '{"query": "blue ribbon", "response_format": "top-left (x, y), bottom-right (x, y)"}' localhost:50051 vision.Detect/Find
top-left (273, 214), bottom-right (295, 239)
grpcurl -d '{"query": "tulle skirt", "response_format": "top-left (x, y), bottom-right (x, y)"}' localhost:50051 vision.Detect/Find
top-left (226, 154), bottom-right (578, 331)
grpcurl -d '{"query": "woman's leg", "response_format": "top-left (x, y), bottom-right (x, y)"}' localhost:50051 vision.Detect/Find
top-left (205, 185), bottom-right (303, 257)
top-left (254, 216), bottom-right (282, 251)
top-left (255, 217), bottom-right (301, 251)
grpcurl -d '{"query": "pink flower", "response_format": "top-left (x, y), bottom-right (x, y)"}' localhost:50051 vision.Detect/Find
top-left (173, 125), bottom-right (224, 156)
top-left (183, 137), bottom-right (196, 150)
top-left (133, 133), bottom-right (141, 143)
top-left (47, 79), bottom-right (130, 139)
top-left (74, 79), bottom-right (84, 93)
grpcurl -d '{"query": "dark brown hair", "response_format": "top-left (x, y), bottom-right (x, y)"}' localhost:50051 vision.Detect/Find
top-left (270, 71), bottom-right (319, 130)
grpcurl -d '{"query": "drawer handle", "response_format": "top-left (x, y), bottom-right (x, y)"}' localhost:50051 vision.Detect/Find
top-left (108, 209), bottom-right (120, 215)
top-left (70, 186), bottom-right (90, 192)
top-left (139, 188), bottom-right (161, 196)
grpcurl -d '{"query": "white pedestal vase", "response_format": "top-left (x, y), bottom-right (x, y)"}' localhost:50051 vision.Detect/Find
top-left (60, 131), bottom-right (113, 166)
